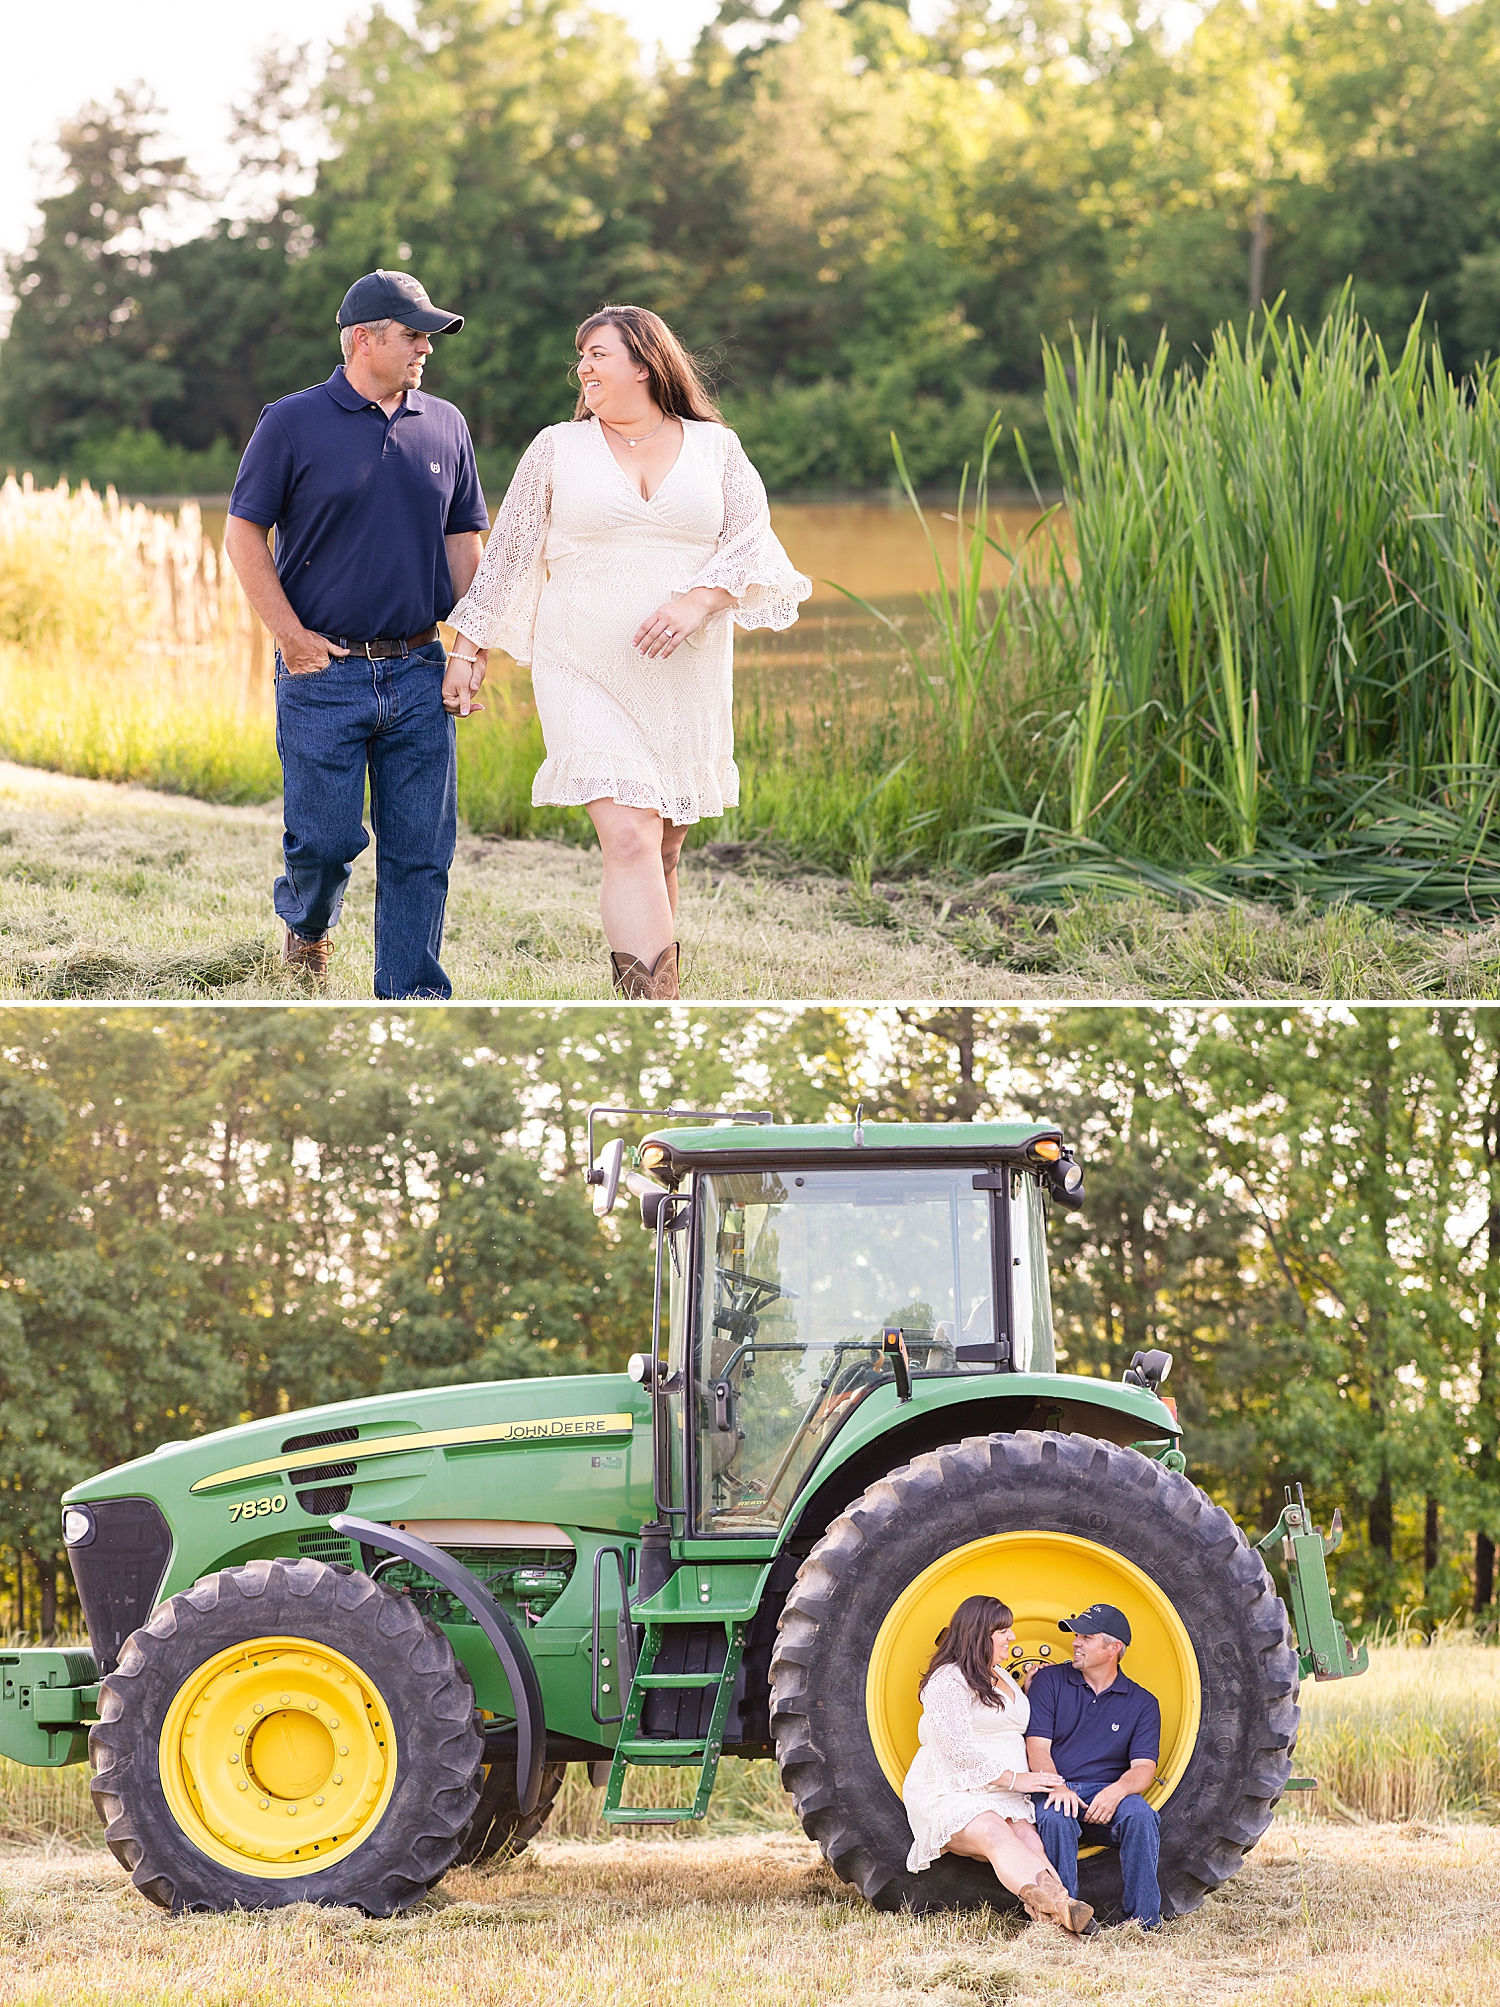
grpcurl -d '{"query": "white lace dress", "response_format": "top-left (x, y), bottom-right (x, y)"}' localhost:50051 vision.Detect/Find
top-left (903, 1662), bottom-right (1034, 1873)
top-left (447, 416), bottom-right (811, 825)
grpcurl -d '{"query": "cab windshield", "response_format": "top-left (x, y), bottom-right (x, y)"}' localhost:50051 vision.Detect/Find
top-left (690, 1163), bottom-right (1055, 1533)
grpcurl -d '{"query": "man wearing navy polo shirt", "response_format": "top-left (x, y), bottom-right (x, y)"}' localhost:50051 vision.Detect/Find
top-left (1024, 1602), bottom-right (1163, 1931)
top-left (225, 270), bottom-right (490, 998)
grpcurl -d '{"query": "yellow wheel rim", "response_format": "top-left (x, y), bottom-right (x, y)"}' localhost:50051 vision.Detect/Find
top-left (157, 1636), bottom-right (398, 1877)
top-left (866, 1533), bottom-right (1201, 1826)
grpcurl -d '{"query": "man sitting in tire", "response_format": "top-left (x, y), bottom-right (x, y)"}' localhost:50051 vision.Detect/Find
top-left (1023, 1602), bottom-right (1162, 1931)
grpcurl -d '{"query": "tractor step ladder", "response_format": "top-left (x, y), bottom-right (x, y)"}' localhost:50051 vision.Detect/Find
top-left (602, 1561), bottom-right (769, 1826)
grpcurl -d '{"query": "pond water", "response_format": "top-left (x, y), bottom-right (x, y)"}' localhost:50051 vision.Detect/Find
top-left (198, 498), bottom-right (1062, 726)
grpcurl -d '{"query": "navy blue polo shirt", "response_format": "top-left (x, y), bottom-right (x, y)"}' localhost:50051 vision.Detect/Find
top-left (1026, 1663), bottom-right (1160, 1799)
top-left (229, 366), bottom-right (488, 641)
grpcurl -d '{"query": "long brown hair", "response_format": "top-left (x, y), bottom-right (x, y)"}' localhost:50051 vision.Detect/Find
top-left (919, 1594), bottom-right (1014, 1709)
top-left (572, 305), bottom-right (723, 424)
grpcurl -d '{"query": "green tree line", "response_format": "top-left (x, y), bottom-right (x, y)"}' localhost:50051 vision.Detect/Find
top-left (6, 0), bottom-right (1500, 494)
top-left (3, 1005), bottom-right (1498, 1640)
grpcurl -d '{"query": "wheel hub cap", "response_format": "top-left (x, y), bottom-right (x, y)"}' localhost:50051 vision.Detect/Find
top-left (157, 1637), bottom-right (398, 1876)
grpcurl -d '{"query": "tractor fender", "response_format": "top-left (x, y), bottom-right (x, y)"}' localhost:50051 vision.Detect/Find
top-left (330, 1513), bottom-right (546, 1816)
top-left (772, 1375), bottom-right (1182, 1565)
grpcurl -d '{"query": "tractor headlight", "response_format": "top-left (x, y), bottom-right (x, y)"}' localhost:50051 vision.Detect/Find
top-left (62, 1505), bottom-right (95, 1547)
top-left (1123, 1348), bottom-right (1173, 1394)
top-left (1046, 1153), bottom-right (1085, 1209)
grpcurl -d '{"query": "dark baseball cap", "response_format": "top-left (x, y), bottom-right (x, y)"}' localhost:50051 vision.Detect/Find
top-left (337, 269), bottom-right (464, 334)
top-left (1059, 1602), bottom-right (1131, 1647)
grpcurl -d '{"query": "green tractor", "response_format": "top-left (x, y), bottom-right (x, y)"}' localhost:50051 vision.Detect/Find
top-left (2, 1108), bottom-right (1365, 1920)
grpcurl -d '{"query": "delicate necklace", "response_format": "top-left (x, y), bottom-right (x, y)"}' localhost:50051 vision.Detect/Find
top-left (601, 411), bottom-right (669, 450)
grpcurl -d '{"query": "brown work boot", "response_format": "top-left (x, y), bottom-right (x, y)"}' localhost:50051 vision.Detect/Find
top-left (609, 942), bottom-right (680, 1000)
top-left (1018, 1879), bottom-right (1094, 1935)
top-left (282, 923), bottom-right (332, 985)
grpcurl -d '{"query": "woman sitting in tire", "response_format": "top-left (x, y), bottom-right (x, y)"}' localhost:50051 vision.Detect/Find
top-left (902, 1594), bottom-right (1095, 1934)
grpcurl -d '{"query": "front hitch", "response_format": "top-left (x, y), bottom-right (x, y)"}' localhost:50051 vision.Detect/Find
top-left (1255, 1483), bottom-right (1370, 1682)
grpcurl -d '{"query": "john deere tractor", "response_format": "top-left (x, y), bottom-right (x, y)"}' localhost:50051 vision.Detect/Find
top-left (1, 1108), bottom-right (1365, 1920)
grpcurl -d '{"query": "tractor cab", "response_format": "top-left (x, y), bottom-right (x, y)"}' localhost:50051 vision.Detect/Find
top-left (588, 1109), bottom-right (1108, 1545)
top-left (679, 1147), bottom-right (1063, 1533)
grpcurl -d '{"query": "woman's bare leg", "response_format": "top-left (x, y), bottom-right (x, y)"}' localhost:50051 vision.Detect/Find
top-left (660, 819), bottom-right (688, 924)
top-left (943, 1813), bottom-right (1050, 1901)
top-left (587, 800), bottom-right (675, 961)
top-left (946, 1814), bottom-right (1091, 1930)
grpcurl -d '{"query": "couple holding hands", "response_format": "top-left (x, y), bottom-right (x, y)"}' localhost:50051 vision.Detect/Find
top-left (904, 1595), bottom-right (1164, 1935)
top-left (226, 269), bottom-right (810, 1001)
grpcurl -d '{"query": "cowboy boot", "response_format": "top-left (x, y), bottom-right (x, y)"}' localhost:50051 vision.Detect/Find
top-left (610, 942), bottom-right (680, 1000)
top-left (283, 923), bottom-right (332, 985)
top-left (1017, 1877), bottom-right (1094, 1936)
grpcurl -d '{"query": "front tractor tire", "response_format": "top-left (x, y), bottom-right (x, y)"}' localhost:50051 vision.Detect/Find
top-left (90, 1557), bottom-right (484, 1915)
top-left (769, 1431), bottom-right (1298, 1922)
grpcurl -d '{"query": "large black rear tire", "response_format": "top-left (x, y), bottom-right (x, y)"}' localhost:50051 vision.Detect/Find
top-left (90, 1558), bottom-right (483, 1914)
top-left (453, 1758), bottom-right (569, 1865)
top-left (769, 1431), bottom-right (1298, 1921)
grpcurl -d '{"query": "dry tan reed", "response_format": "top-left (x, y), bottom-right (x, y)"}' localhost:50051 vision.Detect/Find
top-left (1291, 1639), bottom-right (1500, 1824)
top-left (0, 477), bottom-right (274, 800)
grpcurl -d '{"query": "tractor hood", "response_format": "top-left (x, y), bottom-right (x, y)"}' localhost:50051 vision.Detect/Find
top-left (64, 1372), bottom-right (651, 1509)
top-left (63, 1372), bottom-right (658, 1621)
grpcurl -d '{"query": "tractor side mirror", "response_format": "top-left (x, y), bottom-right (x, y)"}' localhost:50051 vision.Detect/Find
top-left (591, 1137), bottom-right (626, 1217)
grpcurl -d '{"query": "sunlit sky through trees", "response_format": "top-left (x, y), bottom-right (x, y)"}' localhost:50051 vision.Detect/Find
top-left (1, 0), bottom-right (727, 274)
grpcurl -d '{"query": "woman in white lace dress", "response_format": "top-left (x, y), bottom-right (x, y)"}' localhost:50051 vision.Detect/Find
top-left (445, 305), bottom-right (810, 997)
top-left (903, 1595), bottom-right (1095, 1933)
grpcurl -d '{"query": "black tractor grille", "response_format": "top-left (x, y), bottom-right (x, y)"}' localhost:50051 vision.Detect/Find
top-left (283, 1425), bottom-right (360, 1454)
top-left (295, 1530), bottom-right (356, 1566)
top-left (66, 1498), bottom-right (173, 1676)
top-left (285, 1425), bottom-right (358, 1514)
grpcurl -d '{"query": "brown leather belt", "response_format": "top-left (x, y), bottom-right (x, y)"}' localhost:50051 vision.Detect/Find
top-left (332, 624), bottom-right (440, 660)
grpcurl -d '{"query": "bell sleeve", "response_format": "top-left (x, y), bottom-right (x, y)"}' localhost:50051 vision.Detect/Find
top-left (447, 429), bottom-right (553, 663)
top-left (679, 429), bottom-right (811, 635)
top-left (920, 1666), bottom-right (1011, 1791)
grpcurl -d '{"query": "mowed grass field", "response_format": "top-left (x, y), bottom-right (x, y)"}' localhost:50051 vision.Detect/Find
top-left (9, 760), bottom-right (1500, 1001)
top-left (0, 1823), bottom-right (1495, 2007)
top-left (1, 1642), bottom-right (1496, 2005)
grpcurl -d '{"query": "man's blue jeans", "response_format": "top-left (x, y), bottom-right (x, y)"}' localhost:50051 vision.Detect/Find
top-left (274, 641), bottom-right (456, 1000)
top-left (1035, 1795), bottom-right (1161, 1928)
